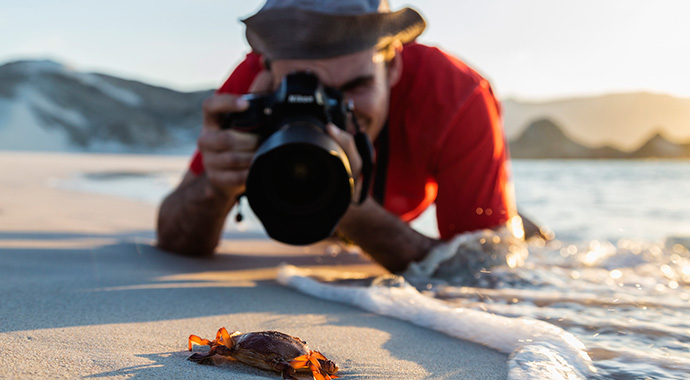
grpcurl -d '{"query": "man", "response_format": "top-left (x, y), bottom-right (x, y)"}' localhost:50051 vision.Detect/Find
top-left (157, 0), bottom-right (520, 273)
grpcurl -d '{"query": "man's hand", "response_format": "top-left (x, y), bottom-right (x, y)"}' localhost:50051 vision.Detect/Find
top-left (197, 71), bottom-right (273, 199)
top-left (198, 95), bottom-right (257, 199)
top-left (327, 117), bottom-right (437, 273)
top-left (156, 71), bottom-right (273, 256)
top-left (326, 123), bottom-right (363, 202)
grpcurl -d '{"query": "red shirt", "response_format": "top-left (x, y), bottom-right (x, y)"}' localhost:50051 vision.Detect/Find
top-left (190, 43), bottom-right (516, 240)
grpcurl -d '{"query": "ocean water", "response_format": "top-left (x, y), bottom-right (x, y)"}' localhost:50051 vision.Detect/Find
top-left (59, 159), bottom-right (690, 379)
top-left (499, 160), bottom-right (690, 379)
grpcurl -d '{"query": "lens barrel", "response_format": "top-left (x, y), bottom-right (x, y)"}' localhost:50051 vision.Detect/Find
top-left (245, 119), bottom-right (354, 245)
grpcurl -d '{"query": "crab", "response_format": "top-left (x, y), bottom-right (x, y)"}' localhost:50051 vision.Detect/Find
top-left (187, 327), bottom-right (339, 380)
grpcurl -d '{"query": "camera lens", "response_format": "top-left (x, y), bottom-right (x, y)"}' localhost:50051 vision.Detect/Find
top-left (264, 146), bottom-right (338, 213)
top-left (245, 122), bottom-right (353, 245)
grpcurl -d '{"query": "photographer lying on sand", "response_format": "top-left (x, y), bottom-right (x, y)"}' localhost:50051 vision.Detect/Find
top-left (157, 0), bottom-right (541, 276)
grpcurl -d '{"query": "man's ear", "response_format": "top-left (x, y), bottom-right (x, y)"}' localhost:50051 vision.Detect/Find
top-left (387, 46), bottom-right (403, 87)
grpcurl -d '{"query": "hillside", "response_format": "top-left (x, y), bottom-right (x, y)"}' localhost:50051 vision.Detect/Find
top-left (509, 118), bottom-right (690, 159)
top-left (503, 93), bottom-right (690, 151)
top-left (2, 59), bottom-right (690, 159)
top-left (0, 60), bottom-right (212, 153)
top-left (629, 132), bottom-right (690, 158)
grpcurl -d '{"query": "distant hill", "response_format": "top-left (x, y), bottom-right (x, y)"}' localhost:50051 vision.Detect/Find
top-left (0, 60), bottom-right (212, 153)
top-left (629, 132), bottom-right (690, 158)
top-left (509, 118), bottom-right (690, 159)
top-left (503, 93), bottom-right (690, 151)
top-left (2, 59), bottom-right (690, 158)
top-left (509, 119), bottom-right (591, 159)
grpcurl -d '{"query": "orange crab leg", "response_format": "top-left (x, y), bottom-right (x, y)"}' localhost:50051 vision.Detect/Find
top-left (289, 354), bottom-right (310, 369)
top-left (310, 363), bottom-right (337, 380)
top-left (313, 366), bottom-right (337, 380)
top-left (188, 335), bottom-right (212, 351)
top-left (289, 352), bottom-right (337, 380)
top-left (215, 327), bottom-right (232, 347)
top-left (311, 351), bottom-right (327, 361)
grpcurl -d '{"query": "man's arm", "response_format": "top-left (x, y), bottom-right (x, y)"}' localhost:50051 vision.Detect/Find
top-left (157, 171), bottom-right (236, 255)
top-left (337, 197), bottom-right (440, 273)
top-left (156, 93), bottom-right (261, 255)
top-left (156, 54), bottom-right (268, 256)
top-left (324, 125), bottom-right (438, 272)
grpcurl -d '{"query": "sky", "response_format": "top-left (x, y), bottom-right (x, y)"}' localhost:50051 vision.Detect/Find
top-left (2, 0), bottom-right (690, 101)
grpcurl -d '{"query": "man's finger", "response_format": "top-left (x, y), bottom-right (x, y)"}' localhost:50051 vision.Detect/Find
top-left (202, 94), bottom-right (250, 130)
top-left (198, 130), bottom-right (259, 153)
top-left (203, 151), bottom-right (255, 170)
top-left (327, 124), bottom-right (362, 177)
top-left (206, 169), bottom-right (249, 189)
top-left (203, 94), bottom-right (250, 114)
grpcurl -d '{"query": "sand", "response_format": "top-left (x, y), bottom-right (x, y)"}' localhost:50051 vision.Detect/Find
top-left (0, 151), bottom-right (508, 379)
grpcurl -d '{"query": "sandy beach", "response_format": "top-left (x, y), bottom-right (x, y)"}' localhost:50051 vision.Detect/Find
top-left (0, 152), bottom-right (508, 379)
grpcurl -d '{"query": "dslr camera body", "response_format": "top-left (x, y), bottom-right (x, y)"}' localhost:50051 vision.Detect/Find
top-left (223, 72), bottom-right (373, 245)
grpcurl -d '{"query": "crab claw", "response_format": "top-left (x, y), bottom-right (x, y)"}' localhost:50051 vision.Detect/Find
top-left (289, 351), bottom-right (338, 380)
top-left (315, 354), bottom-right (339, 377)
top-left (188, 335), bottom-right (212, 351)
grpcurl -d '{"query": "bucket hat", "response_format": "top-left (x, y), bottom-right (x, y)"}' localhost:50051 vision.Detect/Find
top-left (243, 0), bottom-right (426, 60)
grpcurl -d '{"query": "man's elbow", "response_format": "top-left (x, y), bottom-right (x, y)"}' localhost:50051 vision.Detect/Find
top-left (155, 217), bottom-right (217, 257)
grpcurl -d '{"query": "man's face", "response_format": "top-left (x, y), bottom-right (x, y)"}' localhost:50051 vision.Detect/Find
top-left (270, 48), bottom-right (400, 142)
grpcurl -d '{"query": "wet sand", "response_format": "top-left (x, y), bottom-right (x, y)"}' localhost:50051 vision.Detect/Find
top-left (0, 152), bottom-right (508, 379)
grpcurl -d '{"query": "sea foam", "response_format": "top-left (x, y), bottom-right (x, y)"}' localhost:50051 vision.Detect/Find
top-left (277, 264), bottom-right (596, 380)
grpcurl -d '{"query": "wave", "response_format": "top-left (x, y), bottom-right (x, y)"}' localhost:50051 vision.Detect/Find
top-left (277, 264), bottom-right (596, 380)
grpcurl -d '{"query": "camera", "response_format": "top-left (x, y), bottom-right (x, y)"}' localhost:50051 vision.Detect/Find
top-left (222, 72), bottom-right (373, 245)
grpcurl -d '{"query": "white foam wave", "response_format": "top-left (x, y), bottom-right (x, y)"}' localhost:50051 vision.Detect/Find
top-left (438, 286), bottom-right (690, 311)
top-left (508, 343), bottom-right (585, 380)
top-left (277, 264), bottom-right (596, 380)
top-left (606, 347), bottom-right (690, 373)
top-left (403, 224), bottom-right (528, 282)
